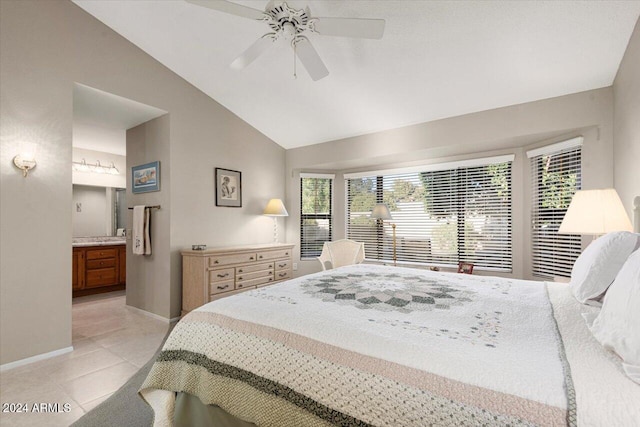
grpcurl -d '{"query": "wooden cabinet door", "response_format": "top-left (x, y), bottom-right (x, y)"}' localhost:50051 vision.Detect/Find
top-left (72, 248), bottom-right (85, 290)
top-left (119, 246), bottom-right (126, 285)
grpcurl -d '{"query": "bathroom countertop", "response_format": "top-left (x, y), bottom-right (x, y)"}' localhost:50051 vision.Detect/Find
top-left (72, 237), bottom-right (126, 247)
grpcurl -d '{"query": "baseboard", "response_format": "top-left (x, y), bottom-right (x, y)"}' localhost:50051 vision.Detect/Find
top-left (0, 346), bottom-right (74, 372)
top-left (126, 304), bottom-right (181, 324)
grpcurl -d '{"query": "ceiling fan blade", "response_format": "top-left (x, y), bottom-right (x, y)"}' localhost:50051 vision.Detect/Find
top-left (230, 36), bottom-right (275, 69)
top-left (294, 37), bottom-right (329, 81)
top-left (313, 17), bottom-right (385, 39)
top-left (185, 0), bottom-right (265, 20)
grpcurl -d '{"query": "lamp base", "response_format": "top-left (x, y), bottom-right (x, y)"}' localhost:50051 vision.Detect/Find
top-left (392, 223), bottom-right (397, 266)
top-left (272, 217), bottom-right (278, 243)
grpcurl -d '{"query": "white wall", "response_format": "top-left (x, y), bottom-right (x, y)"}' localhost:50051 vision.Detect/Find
top-left (286, 88), bottom-right (614, 280)
top-left (0, 0), bottom-right (285, 365)
top-left (613, 18), bottom-right (640, 218)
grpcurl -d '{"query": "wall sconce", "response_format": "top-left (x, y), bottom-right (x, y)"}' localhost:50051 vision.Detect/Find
top-left (263, 198), bottom-right (289, 243)
top-left (72, 158), bottom-right (119, 175)
top-left (13, 153), bottom-right (37, 177)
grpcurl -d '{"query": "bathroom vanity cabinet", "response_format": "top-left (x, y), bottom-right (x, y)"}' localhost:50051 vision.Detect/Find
top-left (72, 241), bottom-right (126, 297)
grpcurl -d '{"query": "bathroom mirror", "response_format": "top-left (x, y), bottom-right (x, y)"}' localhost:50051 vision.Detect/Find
top-left (72, 185), bottom-right (126, 237)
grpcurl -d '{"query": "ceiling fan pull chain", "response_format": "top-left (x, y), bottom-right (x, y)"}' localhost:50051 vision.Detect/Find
top-left (293, 40), bottom-right (297, 79)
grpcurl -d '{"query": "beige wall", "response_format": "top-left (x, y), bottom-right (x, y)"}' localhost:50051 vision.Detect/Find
top-left (0, 0), bottom-right (285, 365)
top-left (613, 18), bottom-right (640, 218)
top-left (126, 116), bottom-right (173, 319)
top-left (286, 88), bottom-right (615, 279)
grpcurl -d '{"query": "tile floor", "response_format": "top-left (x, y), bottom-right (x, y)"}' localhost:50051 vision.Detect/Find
top-left (0, 291), bottom-right (169, 426)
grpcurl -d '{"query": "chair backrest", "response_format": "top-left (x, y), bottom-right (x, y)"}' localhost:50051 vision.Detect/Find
top-left (318, 239), bottom-right (365, 270)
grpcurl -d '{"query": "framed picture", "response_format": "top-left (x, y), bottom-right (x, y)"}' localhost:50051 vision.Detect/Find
top-left (215, 167), bottom-right (242, 207)
top-left (458, 262), bottom-right (474, 274)
top-left (132, 161), bottom-right (160, 194)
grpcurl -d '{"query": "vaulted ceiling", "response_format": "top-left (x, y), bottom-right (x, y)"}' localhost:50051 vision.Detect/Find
top-left (73, 1), bottom-right (640, 149)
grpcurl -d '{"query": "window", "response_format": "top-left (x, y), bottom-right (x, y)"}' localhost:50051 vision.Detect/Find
top-left (300, 174), bottom-right (334, 259)
top-left (528, 138), bottom-right (582, 278)
top-left (346, 156), bottom-right (513, 271)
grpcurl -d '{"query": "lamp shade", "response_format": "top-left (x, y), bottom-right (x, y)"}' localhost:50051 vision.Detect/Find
top-left (263, 199), bottom-right (289, 216)
top-left (558, 189), bottom-right (632, 235)
top-left (370, 203), bottom-right (392, 220)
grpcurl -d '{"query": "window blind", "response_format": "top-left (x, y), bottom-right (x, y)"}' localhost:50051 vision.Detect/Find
top-left (346, 159), bottom-right (512, 271)
top-left (300, 176), bottom-right (333, 258)
top-left (529, 145), bottom-right (582, 278)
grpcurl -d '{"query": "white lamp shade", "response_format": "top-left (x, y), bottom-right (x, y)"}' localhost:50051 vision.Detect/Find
top-left (558, 189), bottom-right (632, 235)
top-left (263, 199), bottom-right (289, 216)
top-left (370, 203), bottom-right (392, 220)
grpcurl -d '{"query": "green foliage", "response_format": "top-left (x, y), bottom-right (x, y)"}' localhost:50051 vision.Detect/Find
top-left (539, 156), bottom-right (578, 209)
top-left (302, 178), bottom-right (331, 214)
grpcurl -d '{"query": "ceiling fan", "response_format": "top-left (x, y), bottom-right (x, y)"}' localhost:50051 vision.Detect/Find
top-left (185, 0), bottom-right (385, 81)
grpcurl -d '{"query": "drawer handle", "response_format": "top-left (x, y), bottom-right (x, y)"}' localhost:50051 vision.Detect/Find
top-left (217, 273), bottom-right (229, 278)
top-left (238, 277), bottom-right (243, 280)
top-left (213, 260), bottom-right (219, 264)
top-left (238, 284), bottom-right (243, 288)
top-left (259, 255), bottom-right (263, 259)
top-left (278, 264), bottom-right (286, 268)
top-left (249, 256), bottom-right (254, 260)
top-left (285, 252), bottom-right (289, 255)
top-left (269, 278), bottom-right (273, 282)
top-left (279, 273), bottom-right (287, 277)
top-left (217, 284), bottom-right (229, 290)
top-left (269, 271), bottom-right (273, 275)
top-left (238, 269), bottom-right (243, 273)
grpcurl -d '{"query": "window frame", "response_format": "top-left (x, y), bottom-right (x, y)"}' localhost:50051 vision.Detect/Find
top-left (527, 138), bottom-right (583, 279)
top-left (345, 156), bottom-right (514, 271)
top-left (300, 174), bottom-right (334, 260)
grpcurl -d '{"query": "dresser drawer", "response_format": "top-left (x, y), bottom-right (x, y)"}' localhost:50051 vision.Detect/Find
top-left (274, 269), bottom-right (292, 281)
top-left (209, 253), bottom-right (257, 267)
top-left (274, 260), bottom-right (290, 271)
top-left (86, 268), bottom-right (117, 288)
top-left (209, 268), bottom-right (235, 283)
top-left (236, 269), bottom-right (274, 283)
top-left (236, 275), bottom-right (274, 289)
top-left (86, 248), bottom-right (117, 260)
top-left (210, 280), bottom-right (234, 295)
top-left (86, 258), bottom-right (116, 270)
top-left (256, 249), bottom-right (291, 261)
top-left (236, 262), bottom-right (274, 274)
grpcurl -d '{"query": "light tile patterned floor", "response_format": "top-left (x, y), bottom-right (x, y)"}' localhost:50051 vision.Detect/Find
top-left (0, 291), bottom-right (169, 426)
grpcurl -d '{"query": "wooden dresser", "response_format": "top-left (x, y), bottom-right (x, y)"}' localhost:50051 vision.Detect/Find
top-left (181, 243), bottom-right (295, 314)
top-left (73, 244), bottom-right (126, 297)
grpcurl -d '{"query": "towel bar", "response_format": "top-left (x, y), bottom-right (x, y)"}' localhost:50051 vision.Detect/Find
top-left (127, 205), bottom-right (161, 210)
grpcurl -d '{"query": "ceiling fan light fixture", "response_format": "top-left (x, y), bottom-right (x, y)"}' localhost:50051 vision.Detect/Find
top-left (188, 0), bottom-right (385, 81)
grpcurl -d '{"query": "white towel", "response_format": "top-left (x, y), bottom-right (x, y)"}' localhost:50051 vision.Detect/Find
top-left (133, 205), bottom-right (151, 255)
top-left (144, 207), bottom-right (152, 255)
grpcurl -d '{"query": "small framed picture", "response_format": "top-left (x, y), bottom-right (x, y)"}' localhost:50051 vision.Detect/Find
top-left (458, 262), bottom-right (474, 274)
top-left (132, 161), bottom-right (160, 194)
top-left (215, 167), bottom-right (242, 207)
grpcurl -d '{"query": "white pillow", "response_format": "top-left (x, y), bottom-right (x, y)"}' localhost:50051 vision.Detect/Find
top-left (570, 231), bottom-right (638, 303)
top-left (589, 249), bottom-right (640, 384)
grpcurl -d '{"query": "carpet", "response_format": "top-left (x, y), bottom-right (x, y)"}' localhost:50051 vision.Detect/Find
top-left (71, 327), bottom-right (173, 427)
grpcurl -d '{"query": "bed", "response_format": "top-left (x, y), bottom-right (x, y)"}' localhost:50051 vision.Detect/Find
top-left (140, 259), bottom-right (640, 426)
